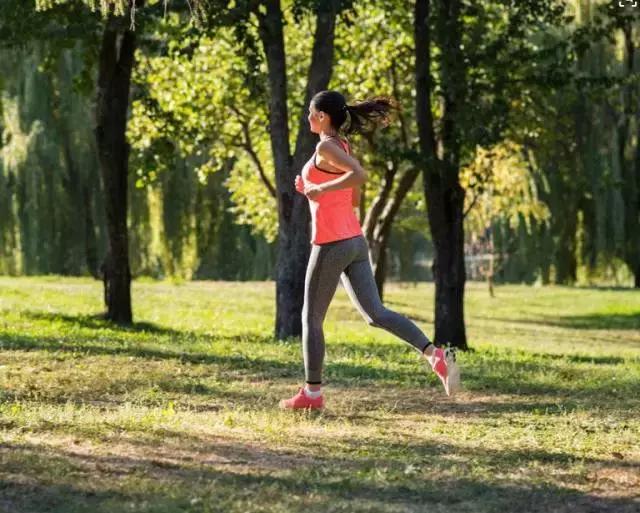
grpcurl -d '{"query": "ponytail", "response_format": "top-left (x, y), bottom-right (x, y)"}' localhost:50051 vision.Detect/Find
top-left (343, 97), bottom-right (396, 135)
top-left (311, 90), bottom-right (397, 136)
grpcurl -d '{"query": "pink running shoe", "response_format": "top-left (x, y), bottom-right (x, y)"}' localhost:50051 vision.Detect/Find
top-left (427, 347), bottom-right (461, 396)
top-left (279, 388), bottom-right (324, 410)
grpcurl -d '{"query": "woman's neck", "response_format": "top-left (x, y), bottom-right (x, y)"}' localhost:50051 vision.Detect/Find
top-left (319, 130), bottom-right (339, 141)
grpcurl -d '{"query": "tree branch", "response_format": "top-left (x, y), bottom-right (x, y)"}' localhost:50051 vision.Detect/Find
top-left (463, 191), bottom-right (480, 219)
top-left (229, 105), bottom-right (276, 198)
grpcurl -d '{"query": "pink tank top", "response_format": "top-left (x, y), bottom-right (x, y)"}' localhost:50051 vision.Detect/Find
top-left (301, 137), bottom-right (363, 245)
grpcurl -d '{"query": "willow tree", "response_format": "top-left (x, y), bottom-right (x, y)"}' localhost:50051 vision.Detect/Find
top-left (607, 3), bottom-right (640, 287)
top-left (461, 141), bottom-right (551, 295)
top-left (516, 0), bottom-right (640, 287)
top-left (1, 1), bottom-right (104, 277)
top-left (0, 46), bottom-right (103, 277)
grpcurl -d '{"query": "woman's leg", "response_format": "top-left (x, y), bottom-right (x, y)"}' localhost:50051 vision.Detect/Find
top-left (340, 237), bottom-right (432, 353)
top-left (302, 239), bottom-right (357, 384)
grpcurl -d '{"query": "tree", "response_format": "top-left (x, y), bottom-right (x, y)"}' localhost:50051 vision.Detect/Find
top-left (607, 4), bottom-right (640, 287)
top-left (33, 0), bottom-right (159, 323)
top-left (137, 0), bottom-right (346, 338)
top-left (252, 0), bottom-right (342, 338)
top-left (94, 10), bottom-right (140, 323)
top-left (414, 0), bottom-right (469, 349)
top-left (414, 0), bottom-right (570, 348)
top-left (1, 1), bottom-right (104, 278)
top-left (461, 141), bottom-right (550, 295)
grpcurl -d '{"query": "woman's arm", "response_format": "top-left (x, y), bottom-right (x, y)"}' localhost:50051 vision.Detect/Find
top-left (351, 184), bottom-right (361, 207)
top-left (304, 140), bottom-right (367, 198)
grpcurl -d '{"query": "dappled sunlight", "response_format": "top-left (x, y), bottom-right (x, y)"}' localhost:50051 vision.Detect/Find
top-left (1, 278), bottom-right (639, 512)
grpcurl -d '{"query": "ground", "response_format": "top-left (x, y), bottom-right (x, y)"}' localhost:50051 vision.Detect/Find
top-left (0, 277), bottom-right (638, 513)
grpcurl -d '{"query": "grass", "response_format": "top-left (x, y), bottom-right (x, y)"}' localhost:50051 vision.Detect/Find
top-left (0, 276), bottom-right (639, 513)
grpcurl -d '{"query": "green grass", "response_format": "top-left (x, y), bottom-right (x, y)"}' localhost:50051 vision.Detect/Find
top-left (0, 277), bottom-right (639, 513)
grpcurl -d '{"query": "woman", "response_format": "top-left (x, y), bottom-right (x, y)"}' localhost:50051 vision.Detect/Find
top-left (279, 90), bottom-right (460, 410)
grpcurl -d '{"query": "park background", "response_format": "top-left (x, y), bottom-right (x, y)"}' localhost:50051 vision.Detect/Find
top-left (0, 1), bottom-right (639, 512)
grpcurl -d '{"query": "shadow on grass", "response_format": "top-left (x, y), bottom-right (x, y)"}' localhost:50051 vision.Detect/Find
top-left (19, 310), bottom-right (206, 338)
top-left (0, 331), bottom-right (429, 392)
top-left (0, 374), bottom-right (275, 416)
top-left (476, 312), bottom-right (640, 331)
top-left (0, 331), bottom-right (296, 376)
top-left (1, 438), bottom-right (638, 513)
top-left (2, 327), bottom-right (640, 412)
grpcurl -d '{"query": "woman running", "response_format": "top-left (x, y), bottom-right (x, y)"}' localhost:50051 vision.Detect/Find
top-left (279, 90), bottom-right (460, 410)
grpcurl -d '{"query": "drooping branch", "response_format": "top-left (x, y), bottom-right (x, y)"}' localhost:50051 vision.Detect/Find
top-left (229, 105), bottom-right (276, 198)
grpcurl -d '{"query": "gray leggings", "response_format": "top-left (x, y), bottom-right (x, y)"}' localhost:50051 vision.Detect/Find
top-left (302, 234), bottom-right (432, 384)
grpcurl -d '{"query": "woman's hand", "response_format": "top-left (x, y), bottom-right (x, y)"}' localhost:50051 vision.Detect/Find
top-left (303, 182), bottom-right (324, 200)
top-left (295, 174), bottom-right (323, 199)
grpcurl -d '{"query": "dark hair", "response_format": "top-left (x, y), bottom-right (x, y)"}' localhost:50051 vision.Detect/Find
top-left (311, 90), bottom-right (396, 135)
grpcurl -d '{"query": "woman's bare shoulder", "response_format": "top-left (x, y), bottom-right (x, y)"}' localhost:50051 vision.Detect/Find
top-left (316, 138), bottom-right (348, 156)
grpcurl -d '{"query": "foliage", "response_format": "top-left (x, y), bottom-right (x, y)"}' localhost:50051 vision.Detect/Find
top-left (1, 0), bottom-right (638, 287)
top-left (461, 140), bottom-right (550, 238)
top-left (129, 13), bottom-right (278, 240)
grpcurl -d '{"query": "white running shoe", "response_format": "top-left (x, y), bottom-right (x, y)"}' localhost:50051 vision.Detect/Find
top-left (426, 346), bottom-right (461, 396)
top-left (443, 347), bottom-right (461, 396)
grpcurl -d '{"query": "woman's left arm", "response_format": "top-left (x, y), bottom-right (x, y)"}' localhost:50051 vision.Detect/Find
top-left (304, 141), bottom-right (367, 199)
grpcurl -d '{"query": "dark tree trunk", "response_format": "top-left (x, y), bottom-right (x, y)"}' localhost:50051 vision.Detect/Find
top-left (94, 14), bottom-right (137, 324)
top-left (555, 207), bottom-right (578, 284)
top-left (426, 176), bottom-right (467, 349)
top-left (415, 0), bottom-right (468, 350)
top-left (363, 161), bottom-right (396, 300)
top-left (258, 0), bottom-right (338, 339)
top-left (633, 133), bottom-right (640, 289)
top-left (374, 241), bottom-right (388, 299)
top-left (619, 23), bottom-right (640, 288)
top-left (83, 182), bottom-right (99, 279)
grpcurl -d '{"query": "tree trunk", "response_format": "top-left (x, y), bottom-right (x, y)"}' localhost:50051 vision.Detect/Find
top-left (487, 226), bottom-right (495, 297)
top-left (362, 163), bottom-right (397, 241)
top-left (258, 0), bottom-right (338, 339)
top-left (555, 210), bottom-right (578, 284)
top-left (415, 0), bottom-right (468, 350)
top-left (83, 182), bottom-right (99, 279)
top-left (373, 239), bottom-right (388, 299)
top-left (94, 14), bottom-right (137, 324)
top-left (426, 177), bottom-right (468, 349)
top-left (619, 23), bottom-right (640, 288)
